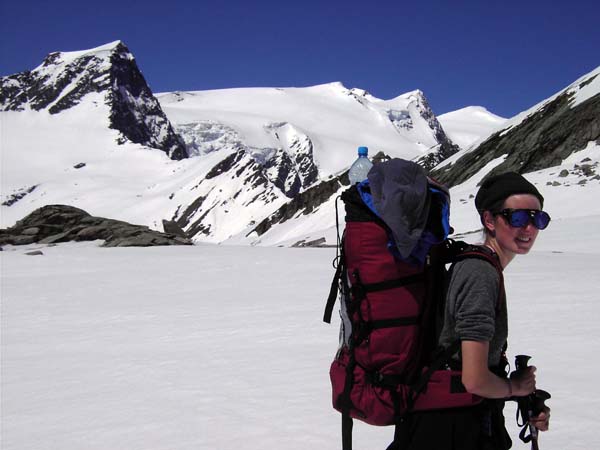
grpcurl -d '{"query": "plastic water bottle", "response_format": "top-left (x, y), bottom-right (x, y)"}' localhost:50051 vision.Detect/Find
top-left (348, 146), bottom-right (373, 184)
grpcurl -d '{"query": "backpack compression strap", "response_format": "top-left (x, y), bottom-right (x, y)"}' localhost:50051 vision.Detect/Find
top-left (349, 270), bottom-right (424, 343)
top-left (323, 239), bottom-right (346, 324)
top-left (323, 262), bottom-right (343, 324)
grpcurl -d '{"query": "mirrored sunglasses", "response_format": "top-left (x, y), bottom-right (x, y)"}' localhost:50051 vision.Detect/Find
top-left (494, 208), bottom-right (551, 230)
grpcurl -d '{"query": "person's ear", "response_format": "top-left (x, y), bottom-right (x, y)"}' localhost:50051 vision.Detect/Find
top-left (483, 211), bottom-right (497, 236)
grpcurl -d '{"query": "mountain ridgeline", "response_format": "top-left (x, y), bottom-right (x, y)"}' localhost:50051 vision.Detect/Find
top-left (1, 41), bottom-right (599, 246)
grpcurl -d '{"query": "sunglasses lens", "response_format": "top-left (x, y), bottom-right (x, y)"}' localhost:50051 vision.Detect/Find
top-left (533, 211), bottom-right (551, 230)
top-left (508, 210), bottom-right (530, 227)
top-left (503, 209), bottom-right (551, 229)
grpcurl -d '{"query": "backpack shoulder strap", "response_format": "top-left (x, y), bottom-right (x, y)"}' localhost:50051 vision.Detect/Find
top-left (454, 244), bottom-right (502, 270)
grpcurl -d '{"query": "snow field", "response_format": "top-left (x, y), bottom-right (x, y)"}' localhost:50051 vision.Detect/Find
top-left (2, 212), bottom-right (600, 450)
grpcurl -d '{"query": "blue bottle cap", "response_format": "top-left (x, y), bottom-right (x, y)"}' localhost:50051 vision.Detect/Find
top-left (357, 146), bottom-right (368, 156)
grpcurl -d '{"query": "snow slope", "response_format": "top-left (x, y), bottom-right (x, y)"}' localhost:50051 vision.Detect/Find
top-left (0, 106), bottom-right (192, 228)
top-left (157, 85), bottom-right (450, 177)
top-left (438, 106), bottom-right (506, 149)
top-left (0, 103), bottom-right (180, 230)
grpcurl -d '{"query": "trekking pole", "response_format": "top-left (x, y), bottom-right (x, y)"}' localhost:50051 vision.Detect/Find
top-left (514, 355), bottom-right (551, 450)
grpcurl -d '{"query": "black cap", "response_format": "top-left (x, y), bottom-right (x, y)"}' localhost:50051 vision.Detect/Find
top-left (475, 172), bottom-right (544, 211)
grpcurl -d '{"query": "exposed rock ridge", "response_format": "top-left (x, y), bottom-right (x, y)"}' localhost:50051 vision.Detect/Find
top-left (432, 88), bottom-right (600, 187)
top-left (0, 205), bottom-right (193, 247)
top-left (107, 43), bottom-right (187, 159)
top-left (2, 185), bottom-right (38, 207)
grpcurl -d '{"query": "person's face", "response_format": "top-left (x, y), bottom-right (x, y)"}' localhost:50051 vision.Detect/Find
top-left (484, 194), bottom-right (542, 255)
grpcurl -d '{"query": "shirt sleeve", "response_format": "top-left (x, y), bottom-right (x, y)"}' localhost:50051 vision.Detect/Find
top-left (447, 258), bottom-right (500, 342)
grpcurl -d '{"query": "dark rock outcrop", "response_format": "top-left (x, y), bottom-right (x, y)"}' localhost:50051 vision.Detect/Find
top-left (2, 185), bottom-right (38, 207)
top-left (263, 149), bottom-right (303, 197)
top-left (162, 219), bottom-right (189, 238)
top-left (0, 205), bottom-right (193, 247)
top-left (107, 43), bottom-right (187, 159)
top-left (433, 76), bottom-right (600, 187)
top-left (416, 139), bottom-right (461, 172)
top-left (291, 237), bottom-right (332, 248)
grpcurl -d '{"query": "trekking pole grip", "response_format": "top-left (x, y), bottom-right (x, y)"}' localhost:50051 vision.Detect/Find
top-left (514, 355), bottom-right (540, 450)
top-left (515, 354), bottom-right (531, 371)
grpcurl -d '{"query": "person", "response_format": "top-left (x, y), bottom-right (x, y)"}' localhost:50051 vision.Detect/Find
top-left (403, 172), bottom-right (551, 450)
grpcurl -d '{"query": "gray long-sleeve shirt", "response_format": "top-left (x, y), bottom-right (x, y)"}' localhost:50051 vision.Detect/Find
top-left (438, 257), bottom-right (507, 367)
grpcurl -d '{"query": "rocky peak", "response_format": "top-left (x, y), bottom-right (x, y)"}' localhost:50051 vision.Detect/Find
top-left (0, 41), bottom-right (187, 160)
top-left (262, 122), bottom-right (319, 196)
top-left (407, 91), bottom-right (460, 170)
top-left (376, 90), bottom-right (459, 170)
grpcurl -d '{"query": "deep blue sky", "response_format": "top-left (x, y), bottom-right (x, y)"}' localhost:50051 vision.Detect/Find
top-left (1, 0), bottom-right (598, 117)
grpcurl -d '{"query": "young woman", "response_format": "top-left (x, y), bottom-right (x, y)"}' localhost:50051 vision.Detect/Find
top-left (404, 172), bottom-right (551, 450)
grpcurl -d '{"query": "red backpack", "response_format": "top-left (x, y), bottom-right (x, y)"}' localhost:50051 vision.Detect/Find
top-left (323, 165), bottom-right (504, 450)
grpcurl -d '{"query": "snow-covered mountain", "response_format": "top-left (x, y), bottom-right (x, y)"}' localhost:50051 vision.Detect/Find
top-left (3, 41), bottom-right (598, 247)
top-left (1, 41), bottom-right (463, 243)
top-left (157, 83), bottom-right (459, 177)
top-left (248, 66), bottom-right (600, 247)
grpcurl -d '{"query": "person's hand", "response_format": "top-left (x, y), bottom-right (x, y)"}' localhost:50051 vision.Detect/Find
top-left (530, 406), bottom-right (551, 431)
top-left (510, 366), bottom-right (536, 397)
